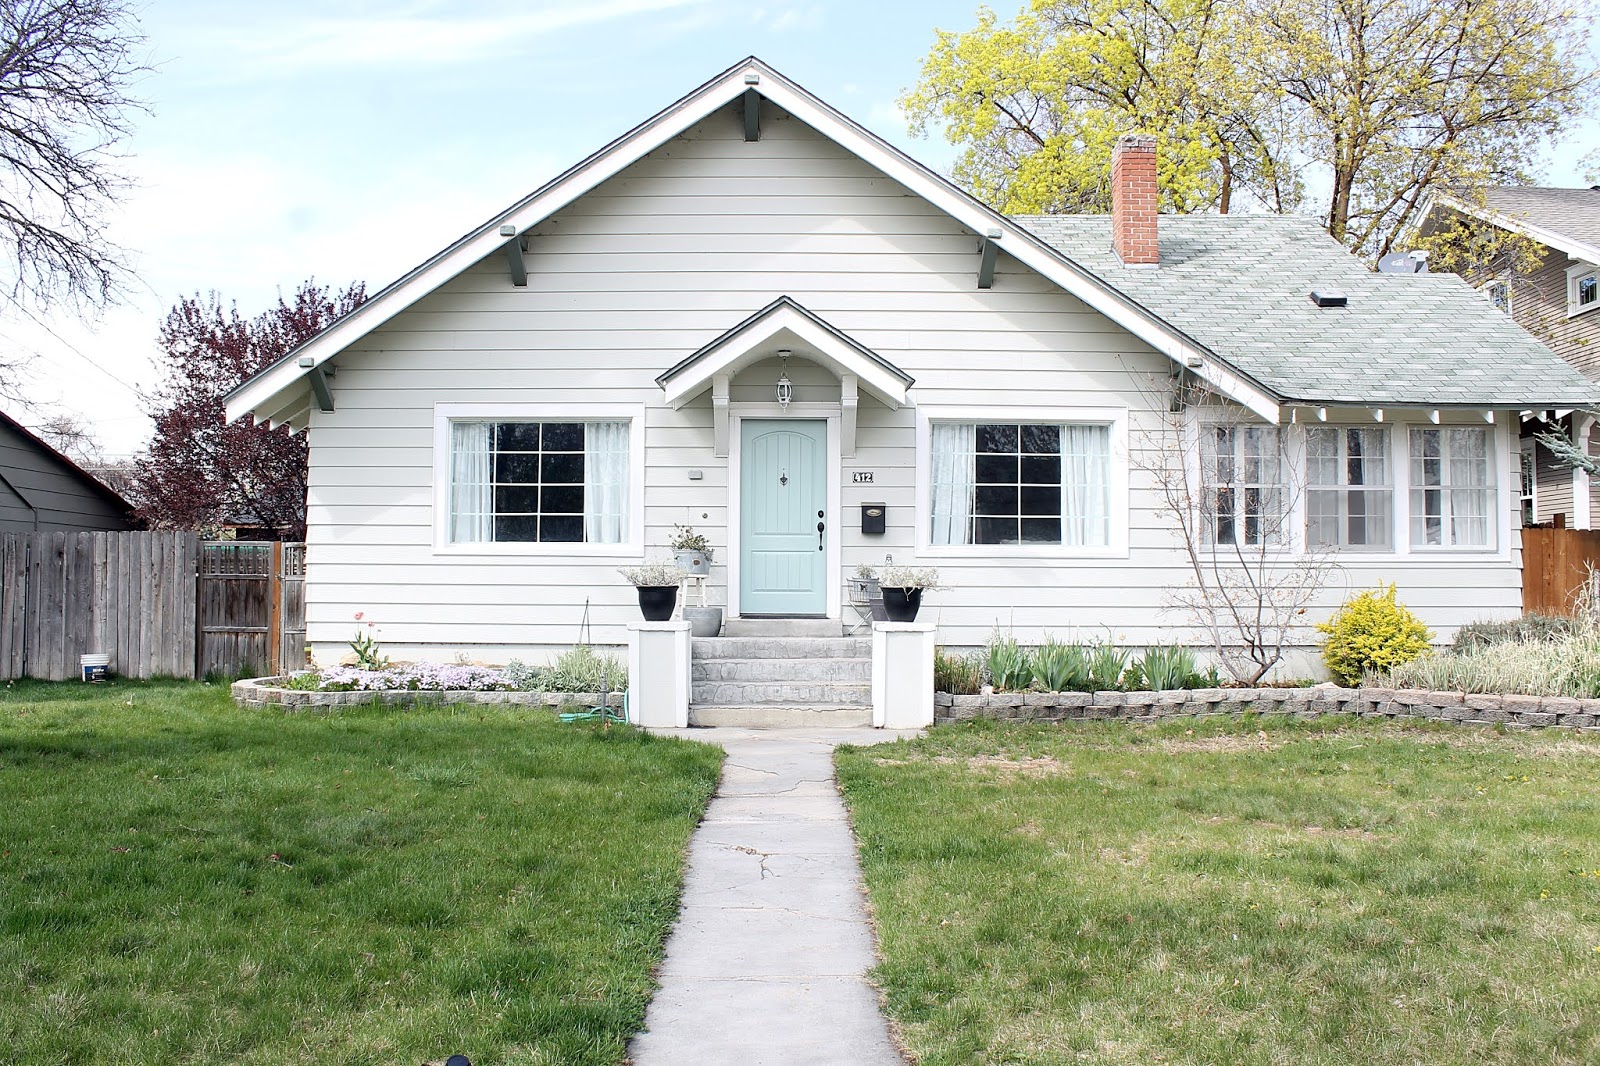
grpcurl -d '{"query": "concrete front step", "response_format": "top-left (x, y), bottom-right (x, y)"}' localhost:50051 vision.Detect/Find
top-left (693, 637), bottom-right (872, 660)
top-left (692, 657), bottom-right (871, 683)
top-left (721, 618), bottom-right (843, 638)
top-left (688, 704), bottom-right (875, 728)
top-left (692, 681), bottom-right (872, 707)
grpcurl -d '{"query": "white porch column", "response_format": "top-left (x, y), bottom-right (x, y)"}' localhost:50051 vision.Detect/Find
top-left (627, 621), bottom-right (692, 728)
top-left (871, 621), bottom-right (937, 729)
top-left (1573, 414), bottom-right (1596, 530)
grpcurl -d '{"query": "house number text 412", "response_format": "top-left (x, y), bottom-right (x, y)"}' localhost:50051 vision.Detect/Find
top-left (852, 471), bottom-right (874, 483)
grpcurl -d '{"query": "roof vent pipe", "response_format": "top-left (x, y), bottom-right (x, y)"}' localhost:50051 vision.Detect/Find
top-left (1309, 288), bottom-right (1348, 308)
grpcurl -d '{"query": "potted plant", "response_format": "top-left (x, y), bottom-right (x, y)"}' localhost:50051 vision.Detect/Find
top-left (619, 561), bottom-right (689, 621)
top-left (878, 565), bottom-right (940, 623)
top-left (669, 523), bottom-right (714, 575)
top-left (849, 562), bottom-right (888, 622)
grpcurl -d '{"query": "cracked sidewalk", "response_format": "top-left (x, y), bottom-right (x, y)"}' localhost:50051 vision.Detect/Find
top-left (628, 727), bottom-right (920, 1066)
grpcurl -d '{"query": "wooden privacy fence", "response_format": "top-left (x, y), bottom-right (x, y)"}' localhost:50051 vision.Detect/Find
top-left (0, 532), bottom-right (305, 681)
top-left (1521, 526), bottom-right (1600, 615)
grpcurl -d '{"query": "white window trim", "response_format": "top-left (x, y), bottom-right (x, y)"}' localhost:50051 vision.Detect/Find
top-left (1567, 261), bottom-right (1599, 318)
top-left (431, 402), bottom-right (647, 557)
top-left (1186, 412), bottom-right (1296, 551)
top-left (1405, 424), bottom-right (1501, 553)
top-left (1520, 437), bottom-right (1538, 527)
top-left (1484, 278), bottom-right (1512, 316)
top-left (915, 405), bottom-right (1130, 560)
top-left (1188, 417), bottom-right (1513, 560)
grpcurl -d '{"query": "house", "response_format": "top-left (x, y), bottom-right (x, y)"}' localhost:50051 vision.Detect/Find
top-left (226, 58), bottom-right (1597, 678)
top-left (1418, 187), bottom-right (1600, 528)
top-left (0, 409), bottom-right (138, 532)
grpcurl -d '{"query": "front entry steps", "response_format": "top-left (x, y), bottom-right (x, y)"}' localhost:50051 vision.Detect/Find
top-left (690, 635), bottom-right (872, 728)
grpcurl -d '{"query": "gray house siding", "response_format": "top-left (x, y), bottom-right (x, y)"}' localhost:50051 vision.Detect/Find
top-left (0, 417), bottom-right (135, 532)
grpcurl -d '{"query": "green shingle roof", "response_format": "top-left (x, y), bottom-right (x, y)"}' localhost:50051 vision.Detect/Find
top-left (1013, 213), bottom-right (1600, 409)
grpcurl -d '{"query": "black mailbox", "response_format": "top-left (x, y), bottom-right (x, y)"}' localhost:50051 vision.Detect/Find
top-left (861, 503), bottom-right (886, 535)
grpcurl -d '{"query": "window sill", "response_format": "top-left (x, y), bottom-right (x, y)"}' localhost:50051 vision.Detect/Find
top-left (432, 543), bottom-right (644, 559)
top-left (917, 545), bottom-right (1130, 562)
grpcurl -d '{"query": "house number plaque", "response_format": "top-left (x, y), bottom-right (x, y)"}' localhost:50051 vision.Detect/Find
top-left (852, 471), bottom-right (874, 483)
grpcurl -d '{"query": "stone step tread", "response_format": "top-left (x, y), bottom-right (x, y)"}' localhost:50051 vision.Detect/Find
top-left (692, 658), bottom-right (872, 681)
top-left (688, 704), bottom-right (875, 728)
top-left (693, 637), bottom-right (872, 660)
top-left (692, 682), bottom-right (873, 706)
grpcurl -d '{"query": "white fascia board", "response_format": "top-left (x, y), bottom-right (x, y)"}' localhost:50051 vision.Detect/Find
top-left (662, 305), bottom-right (909, 409)
top-left (1430, 191), bottom-right (1600, 267)
top-left (228, 57), bottom-right (1281, 425)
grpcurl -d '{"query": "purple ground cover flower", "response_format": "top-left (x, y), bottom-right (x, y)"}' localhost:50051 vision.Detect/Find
top-left (309, 663), bottom-right (514, 692)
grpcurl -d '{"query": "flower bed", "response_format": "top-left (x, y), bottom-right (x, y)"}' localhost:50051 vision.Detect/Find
top-left (936, 684), bottom-right (1600, 730)
top-left (233, 676), bottom-right (623, 712)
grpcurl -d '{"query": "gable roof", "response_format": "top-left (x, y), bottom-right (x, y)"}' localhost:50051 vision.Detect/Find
top-left (1429, 187), bottom-right (1600, 265)
top-left (0, 408), bottom-right (139, 524)
top-left (225, 57), bottom-right (1596, 428)
top-left (224, 56), bottom-right (1279, 426)
top-left (656, 296), bottom-right (914, 409)
top-left (1015, 214), bottom-right (1600, 408)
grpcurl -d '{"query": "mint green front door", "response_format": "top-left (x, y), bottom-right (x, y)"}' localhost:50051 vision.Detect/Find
top-left (740, 419), bottom-right (827, 616)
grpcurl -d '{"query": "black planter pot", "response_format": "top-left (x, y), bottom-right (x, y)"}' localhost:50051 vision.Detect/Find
top-left (881, 587), bottom-right (922, 622)
top-left (636, 585), bottom-right (679, 622)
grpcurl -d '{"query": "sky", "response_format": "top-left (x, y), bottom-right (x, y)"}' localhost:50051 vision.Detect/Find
top-left (2, 0), bottom-right (1597, 458)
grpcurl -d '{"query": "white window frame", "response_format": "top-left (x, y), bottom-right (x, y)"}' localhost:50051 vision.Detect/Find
top-left (1407, 425), bottom-right (1498, 551)
top-left (1520, 437), bottom-right (1537, 528)
top-left (1303, 423), bottom-right (1398, 555)
top-left (915, 405), bottom-right (1130, 559)
top-left (1484, 278), bottom-right (1512, 316)
top-left (1193, 418), bottom-right (1290, 548)
top-left (431, 402), bottom-right (646, 556)
top-left (1568, 261), bottom-right (1599, 318)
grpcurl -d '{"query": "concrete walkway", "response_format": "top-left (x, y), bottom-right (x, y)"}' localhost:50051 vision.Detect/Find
top-left (628, 727), bottom-right (920, 1066)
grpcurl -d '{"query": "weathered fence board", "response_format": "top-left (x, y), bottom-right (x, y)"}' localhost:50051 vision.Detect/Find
top-left (0, 531), bottom-right (202, 680)
top-left (0, 532), bottom-right (305, 681)
top-left (1521, 526), bottom-right (1600, 615)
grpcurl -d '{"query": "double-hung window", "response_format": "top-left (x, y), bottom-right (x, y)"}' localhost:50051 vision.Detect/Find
top-left (1569, 262), bottom-right (1599, 317)
top-left (1410, 427), bottom-right (1493, 548)
top-left (1200, 424), bottom-right (1284, 546)
top-left (930, 421), bottom-right (1112, 547)
top-left (1306, 427), bottom-right (1392, 550)
top-left (446, 419), bottom-right (630, 544)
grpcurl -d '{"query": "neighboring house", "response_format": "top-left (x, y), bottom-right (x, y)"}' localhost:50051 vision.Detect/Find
top-left (1419, 186), bottom-right (1600, 528)
top-left (226, 58), bottom-right (1597, 672)
top-left (0, 409), bottom-right (138, 532)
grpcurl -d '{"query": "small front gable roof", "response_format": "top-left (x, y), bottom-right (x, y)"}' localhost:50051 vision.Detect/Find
top-left (225, 56), bottom-right (1280, 427)
top-left (1428, 187), bottom-right (1600, 266)
top-left (657, 297), bottom-right (913, 410)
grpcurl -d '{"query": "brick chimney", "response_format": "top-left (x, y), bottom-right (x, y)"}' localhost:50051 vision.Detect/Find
top-left (1111, 134), bottom-right (1159, 267)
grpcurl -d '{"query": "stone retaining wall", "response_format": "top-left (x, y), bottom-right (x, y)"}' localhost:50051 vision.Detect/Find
top-left (935, 685), bottom-right (1600, 730)
top-left (232, 677), bottom-right (623, 712)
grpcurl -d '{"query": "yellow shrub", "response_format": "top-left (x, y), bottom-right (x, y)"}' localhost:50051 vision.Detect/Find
top-left (1317, 584), bottom-right (1434, 686)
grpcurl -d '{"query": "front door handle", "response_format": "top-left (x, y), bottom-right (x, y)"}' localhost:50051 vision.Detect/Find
top-left (817, 518), bottom-right (825, 551)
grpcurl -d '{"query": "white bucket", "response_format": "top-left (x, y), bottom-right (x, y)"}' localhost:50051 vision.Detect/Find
top-left (80, 653), bottom-right (110, 682)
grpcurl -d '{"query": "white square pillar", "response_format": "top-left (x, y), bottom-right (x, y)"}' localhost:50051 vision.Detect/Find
top-left (627, 621), bottom-right (692, 728)
top-left (871, 621), bottom-right (937, 729)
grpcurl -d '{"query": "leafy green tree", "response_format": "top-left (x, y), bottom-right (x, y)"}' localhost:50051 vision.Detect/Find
top-left (904, 1), bottom-right (1594, 255)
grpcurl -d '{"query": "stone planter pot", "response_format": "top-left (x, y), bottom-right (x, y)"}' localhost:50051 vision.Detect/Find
top-left (683, 606), bottom-right (723, 637)
top-left (636, 585), bottom-right (679, 621)
top-left (673, 549), bottom-right (712, 576)
top-left (881, 587), bottom-right (922, 623)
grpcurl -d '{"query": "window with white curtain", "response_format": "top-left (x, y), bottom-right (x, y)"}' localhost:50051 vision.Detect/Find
top-left (1411, 427), bottom-right (1493, 548)
top-left (447, 420), bottom-right (629, 544)
top-left (930, 421), bottom-right (1111, 547)
top-left (1200, 424), bottom-right (1284, 546)
top-left (1306, 426), bottom-right (1393, 551)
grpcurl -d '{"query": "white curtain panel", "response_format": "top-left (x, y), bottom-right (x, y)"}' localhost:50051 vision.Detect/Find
top-left (930, 421), bottom-right (977, 545)
top-left (1061, 424), bottom-right (1111, 546)
top-left (584, 420), bottom-right (630, 544)
top-left (450, 421), bottom-right (494, 543)
top-left (1447, 428), bottom-right (1490, 547)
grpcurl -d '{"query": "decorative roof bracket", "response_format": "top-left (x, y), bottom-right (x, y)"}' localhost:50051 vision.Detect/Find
top-left (977, 229), bottom-right (1001, 289)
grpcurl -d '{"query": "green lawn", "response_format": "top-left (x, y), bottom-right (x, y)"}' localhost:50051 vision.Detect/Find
top-left (838, 717), bottom-right (1600, 1066)
top-left (0, 680), bottom-right (722, 1066)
